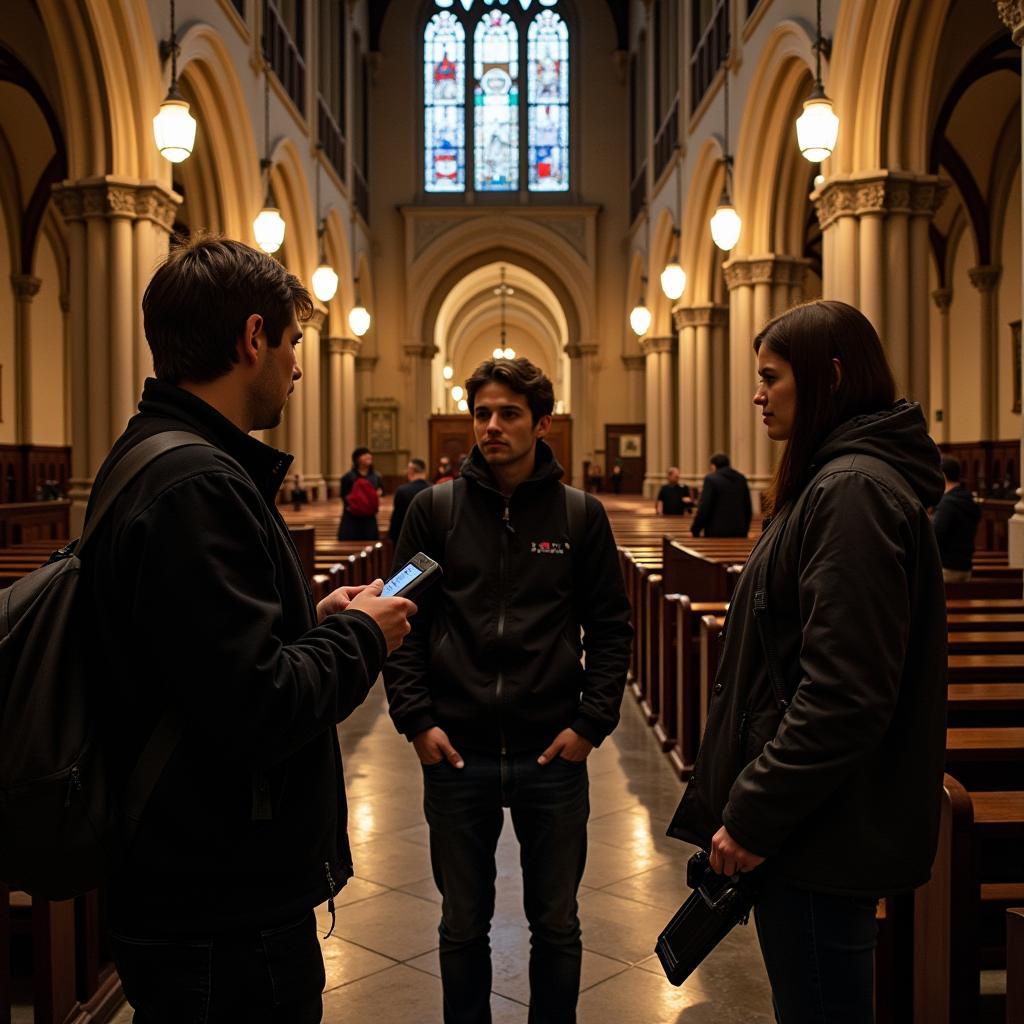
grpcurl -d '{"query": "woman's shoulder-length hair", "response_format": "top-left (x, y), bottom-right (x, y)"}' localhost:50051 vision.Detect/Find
top-left (754, 299), bottom-right (897, 512)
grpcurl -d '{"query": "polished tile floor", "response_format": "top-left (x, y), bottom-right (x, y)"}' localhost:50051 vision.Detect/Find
top-left (305, 684), bottom-right (776, 1023)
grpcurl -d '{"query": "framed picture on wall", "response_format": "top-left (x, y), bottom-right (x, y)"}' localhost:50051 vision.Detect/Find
top-left (619, 433), bottom-right (643, 458)
top-left (1012, 320), bottom-right (1021, 415)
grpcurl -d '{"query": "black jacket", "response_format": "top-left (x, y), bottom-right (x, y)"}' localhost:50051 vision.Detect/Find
top-left (669, 402), bottom-right (948, 895)
top-left (383, 441), bottom-right (632, 754)
top-left (83, 380), bottom-right (386, 936)
top-left (691, 467), bottom-right (752, 537)
top-left (389, 478), bottom-right (431, 543)
top-left (932, 483), bottom-right (980, 572)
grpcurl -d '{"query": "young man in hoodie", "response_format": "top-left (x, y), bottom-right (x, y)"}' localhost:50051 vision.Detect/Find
top-left (932, 456), bottom-right (981, 582)
top-left (384, 357), bottom-right (632, 1024)
top-left (691, 452), bottom-right (753, 537)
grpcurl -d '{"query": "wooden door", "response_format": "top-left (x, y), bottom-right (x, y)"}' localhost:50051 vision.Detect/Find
top-left (604, 424), bottom-right (646, 493)
top-left (429, 415), bottom-right (573, 480)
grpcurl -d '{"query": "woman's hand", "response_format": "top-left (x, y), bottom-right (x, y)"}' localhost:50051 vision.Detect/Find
top-left (709, 826), bottom-right (765, 876)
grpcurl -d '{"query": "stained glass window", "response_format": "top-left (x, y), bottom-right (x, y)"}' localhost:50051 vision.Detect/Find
top-left (424, 12), bottom-right (466, 192)
top-left (425, 0), bottom-right (569, 194)
top-left (474, 12), bottom-right (519, 191)
top-left (527, 11), bottom-right (568, 191)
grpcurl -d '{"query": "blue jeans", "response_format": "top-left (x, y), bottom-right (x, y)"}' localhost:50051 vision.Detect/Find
top-left (111, 909), bottom-right (324, 1024)
top-left (422, 750), bottom-right (590, 1024)
top-left (754, 878), bottom-right (878, 1024)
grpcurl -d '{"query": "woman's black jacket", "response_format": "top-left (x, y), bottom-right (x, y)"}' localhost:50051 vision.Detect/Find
top-left (83, 380), bottom-right (387, 935)
top-left (669, 402), bottom-right (948, 895)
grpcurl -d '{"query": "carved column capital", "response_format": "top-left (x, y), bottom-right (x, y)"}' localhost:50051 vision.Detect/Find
top-left (996, 0), bottom-right (1024, 45)
top-left (355, 356), bottom-right (378, 372)
top-left (813, 173), bottom-right (949, 230)
top-left (327, 336), bottom-right (362, 356)
top-left (402, 343), bottom-right (438, 361)
top-left (673, 304), bottom-right (728, 330)
top-left (968, 265), bottom-right (1002, 293)
top-left (722, 255), bottom-right (810, 291)
top-left (638, 335), bottom-right (676, 355)
top-left (11, 274), bottom-right (42, 301)
top-left (304, 308), bottom-right (327, 332)
top-left (564, 343), bottom-right (599, 359)
top-left (134, 184), bottom-right (180, 231)
top-left (621, 354), bottom-right (645, 372)
top-left (931, 287), bottom-right (953, 312)
top-left (52, 179), bottom-right (180, 230)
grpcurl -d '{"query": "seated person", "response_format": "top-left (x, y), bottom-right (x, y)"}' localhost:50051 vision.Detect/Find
top-left (932, 456), bottom-right (980, 582)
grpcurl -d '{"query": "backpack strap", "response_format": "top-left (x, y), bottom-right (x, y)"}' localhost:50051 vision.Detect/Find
top-left (121, 714), bottom-right (185, 833)
top-left (79, 431), bottom-right (217, 552)
top-left (431, 478), bottom-right (457, 560)
top-left (563, 483), bottom-right (587, 554)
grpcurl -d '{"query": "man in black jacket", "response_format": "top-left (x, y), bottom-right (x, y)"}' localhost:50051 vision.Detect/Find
top-left (932, 456), bottom-right (981, 581)
top-left (84, 237), bottom-right (414, 1023)
top-left (691, 452), bottom-right (753, 537)
top-left (388, 457), bottom-right (431, 543)
top-left (384, 357), bottom-right (632, 1024)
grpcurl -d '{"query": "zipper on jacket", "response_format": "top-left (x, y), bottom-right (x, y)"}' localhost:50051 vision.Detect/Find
top-left (64, 765), bottom-right (81, 808)
top-left (495, 497), bottom-right (514, 752)
top-left (324, 861), bottom-right (337, 938)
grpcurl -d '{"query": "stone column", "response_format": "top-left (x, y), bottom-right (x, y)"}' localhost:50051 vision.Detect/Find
top-left (326, 336), bottom-right (361, 495)
top-left (566, 342), bottom-right (599, 489)
top-left (723, 257), bottom-right (810, 491)
top-left (996, 0), bottom-right (1024, 567)
top-left (355, 354), bottom-right (378, 447)
top-left (11, 274), bottom-right (41, 443)
top-left (300, 308), bottom-right (327, 499)
top-left (133, 185), bottom-right (178, 390)
top-left (620, 354), bottom-right (645, 424)
top-left (639, 335), bottom-right (675, 496)
top-left (931, 288), bottom-right (953, 443)
top-left (813, 173), bottom-right (947, 408)
top-left (402, 343), bottom-right (437, 469)
top-left (674, 304), bottom-right (728, 487)
top-left (53, 179), bottom-right (179, 533)
top-left (968, 266), bottom-right (1003, 440)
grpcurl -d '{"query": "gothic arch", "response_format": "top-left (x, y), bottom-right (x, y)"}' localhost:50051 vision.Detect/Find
top-left (680, 138), bottom-right (728, 307)
top-left (269, 138), bottom-right (317, 282)
top-left (649, 206), bottom-right (679, 336)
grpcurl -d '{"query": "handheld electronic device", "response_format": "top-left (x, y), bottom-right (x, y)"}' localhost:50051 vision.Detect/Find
top-left (381, 551), bottom-right (442, 601)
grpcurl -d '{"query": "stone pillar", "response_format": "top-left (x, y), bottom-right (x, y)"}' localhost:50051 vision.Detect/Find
top-left (355, 355), bottom-right (378, 447)
top-left (402, 343), bottom-right (438, 465)
top-left (300, 308), bottom-right (327, 499)
top-left (326, 336), bottom-right (361, 495)
top-left (11, 274), bottom-right (42, 443)
top-left (639, 335), bottom-right (675, 496)
top-left (813, 173), bottom-right (947, 406)
top-left (620, 354), bottom-right (645, 424)
top-left (723, 257), bottom-right (810, 492)
top-left (53, 179), bottom-right (178, 531)
top-left (566, 342), bottom-right (599, 489)
top-left (931, 288), bottom-right (953, 443)
top-left (968, 266), bottom-right (1003, 440)
top-left (996, 0), bottom-right (1024, 567)
top-left (674, 304), bottom-right (728, 487)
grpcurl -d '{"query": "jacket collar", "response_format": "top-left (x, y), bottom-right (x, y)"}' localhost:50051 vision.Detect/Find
top-left (459, 439), bottom-right (564, 495)
top-left (136, 378), bottom-right (293, 503)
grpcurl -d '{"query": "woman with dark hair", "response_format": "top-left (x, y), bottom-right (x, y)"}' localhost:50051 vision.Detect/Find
top-left (337, 446), bottom-right (383, 541)
top-left (667, 300), bottom-right (948, 1022)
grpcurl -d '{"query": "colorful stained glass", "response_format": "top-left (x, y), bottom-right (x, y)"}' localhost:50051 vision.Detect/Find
top-left (424, 12), bottom-right (466, 192)
top-left (527, 11), bottom-right (569, 191)
top-left (474, 12), bottom-right (519, 191)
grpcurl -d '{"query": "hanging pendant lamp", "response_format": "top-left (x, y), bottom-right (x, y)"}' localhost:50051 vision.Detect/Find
top-left (254, 64), bottom-right (286, 253)
top-left (153, 0), bottom-right (197, 163)
top-left (795, 0), bottom-right (839, 163)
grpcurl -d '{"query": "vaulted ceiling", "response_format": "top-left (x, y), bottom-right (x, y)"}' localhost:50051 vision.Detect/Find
top-left (369, 1), bottom-right (630, 51)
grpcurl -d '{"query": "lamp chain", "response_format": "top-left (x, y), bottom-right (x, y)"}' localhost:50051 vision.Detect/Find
top-left (170, 0), bottom-right (178, 87)
top-left (815, 0), bottom-right (822, 85)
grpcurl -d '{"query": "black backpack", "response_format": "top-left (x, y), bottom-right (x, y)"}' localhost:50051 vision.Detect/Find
top-left (0, 431), bottom-right (213, 899)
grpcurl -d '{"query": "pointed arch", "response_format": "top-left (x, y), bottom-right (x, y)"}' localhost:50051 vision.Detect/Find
top-left (269, 138), bottom-right (318, 282)
top-left (649, 206), bottom-right (679, 336)
top-left (680, 138), bottom-right (728, 306)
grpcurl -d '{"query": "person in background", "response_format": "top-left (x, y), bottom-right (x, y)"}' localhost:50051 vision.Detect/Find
top-left (435, 455), bottom-right (454, 484)
top-left (932, 455), bottom-right (981, 582)
top-left (609, 459), bottom-right (623, 493)
top-left (587, 463), bottom-right (603, 494)
top-left (338, 447), bottom-right (382, 541)
top-left (656, 466), bottom-right (693, 516)
top-left (668, 300), bottom-right (947, 1023)
top-left (691, 453), bottom-right (752, 537)
top-left (456, 451), bottom-right (470, 476)
top-left (389, 458), bottom-right (431, 545)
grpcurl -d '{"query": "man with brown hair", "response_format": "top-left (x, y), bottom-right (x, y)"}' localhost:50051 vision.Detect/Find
top-left (83, 235), bottom-right (415, 1023)
top-left (385, 357), bottom-right (632, 1023)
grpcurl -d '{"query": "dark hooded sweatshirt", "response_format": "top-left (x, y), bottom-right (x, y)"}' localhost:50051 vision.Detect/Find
top-left (932, 483), bottom-right (980, 572)
top-left (383, 440), bottom-right (633, 754)
top-left (669, 401), bottom-right (948, 895)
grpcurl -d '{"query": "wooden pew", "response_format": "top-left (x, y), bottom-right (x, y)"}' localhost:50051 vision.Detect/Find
top-left (1008, 908), bottom-right (1024, 1023)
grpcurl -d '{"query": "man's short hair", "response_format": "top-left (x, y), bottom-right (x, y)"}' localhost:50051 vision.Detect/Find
top-left (710, 453), bottom-right (730, 469)
top-left (466, 357), bottom-right (555, 425)
top-left (941, 456), bottom-right (961, 483)
top-left (143, 234), bottom-right (313, 385)
top-left (410, 458), bottom-right (427, 473)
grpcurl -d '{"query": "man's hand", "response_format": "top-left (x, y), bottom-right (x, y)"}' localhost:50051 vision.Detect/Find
top-left (537, 728), bottom-right (593, 765)
top-left (344, 579), bottom-right (416, 654)
top-left (316, 584), bottom-right (371, 622)
top-left (709, 826), bottom-right (765, 876)
top-left (413, 726), bottom-right (464, 768)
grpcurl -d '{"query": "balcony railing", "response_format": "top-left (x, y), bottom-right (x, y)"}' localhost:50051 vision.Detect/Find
top-left (690, 0), bottom-right (728, 114)
top-left (653, 96), bottom-right (679, 181)
top-left (630, 164), bottom-right (646, 226)
top-left (262, 0), bottom-right (305, 115)
top-left (354, 164), bottom-right (369, 224)
top-left (318, 96), bottom-right (346, 180)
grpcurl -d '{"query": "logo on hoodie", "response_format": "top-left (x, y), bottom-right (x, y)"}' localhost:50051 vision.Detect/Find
top-left (531, 540), bottom-right (566, 555)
